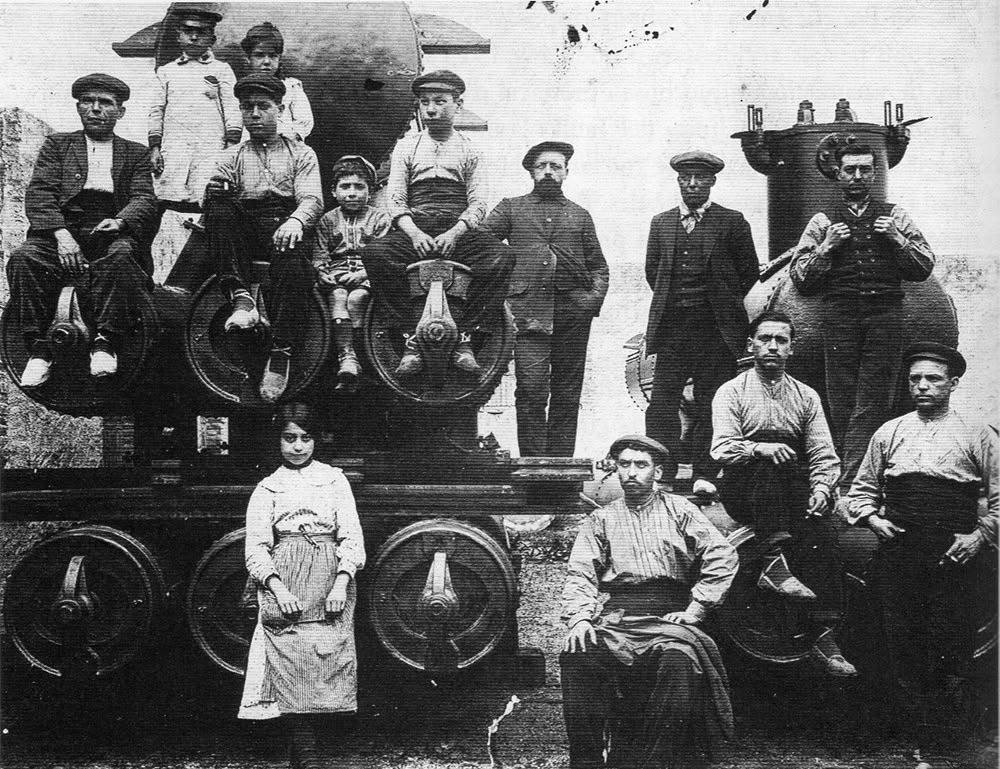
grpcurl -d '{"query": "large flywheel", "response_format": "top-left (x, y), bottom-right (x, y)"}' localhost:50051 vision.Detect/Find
top-left (367, 519), bottom-right (517, 676)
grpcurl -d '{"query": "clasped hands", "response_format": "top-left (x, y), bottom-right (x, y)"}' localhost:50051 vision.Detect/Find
top-left (406, 222), bottom-right (467, 259)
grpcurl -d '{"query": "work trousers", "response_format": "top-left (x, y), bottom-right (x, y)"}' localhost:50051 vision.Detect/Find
top-left (362, 216), bottom-right (514, 330)
top-left (514, 298), bottom-right (593, 457)
top-left (646, 306), bottom-right (734, 481)
top-left (7, 230), bottom-right (149, 352)
top-left (560, 644), bottom-right (710, 769)
top-left (821, 298), bottom-right (904, 489)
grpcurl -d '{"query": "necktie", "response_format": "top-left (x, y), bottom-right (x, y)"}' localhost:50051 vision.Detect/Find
top-left (681, 211), bottom-right (700, 234)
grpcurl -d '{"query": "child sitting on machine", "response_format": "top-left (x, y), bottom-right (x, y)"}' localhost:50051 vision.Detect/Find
top-left (311, 156), bottom-right (390, 391)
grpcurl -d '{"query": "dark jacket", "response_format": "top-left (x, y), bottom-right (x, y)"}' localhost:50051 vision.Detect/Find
top-left (483, 191), bottom-right (609, 335)
top-left (25, 131), bottom-right (158, 272)
top-left (644, 203), bottom-right (758, 355)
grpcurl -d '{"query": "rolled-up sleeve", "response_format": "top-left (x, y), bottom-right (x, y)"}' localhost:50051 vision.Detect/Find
top-left (332, 474), bottom-right (366, 578)
top-left (245, 485), bottom-right (277, 583)
top-left (561, 514), bottom-right (607, 628)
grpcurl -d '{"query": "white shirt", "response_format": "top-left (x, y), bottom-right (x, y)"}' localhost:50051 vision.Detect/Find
top-left (83, 135), bottom-right (114, 192)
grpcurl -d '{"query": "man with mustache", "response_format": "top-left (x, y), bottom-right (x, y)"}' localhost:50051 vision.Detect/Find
top-left (790, 143), bottom-right (935, 492)
top-left (846, 343), bottom-right (996, 768)
top-left (482, 141), bottom-right (609, 456)
top-left (560, 434), bottom-right (737, 769)
top-left (6, 73), bottom-right (156, 386)
top-left (711, 311), bottom-right (855, 676)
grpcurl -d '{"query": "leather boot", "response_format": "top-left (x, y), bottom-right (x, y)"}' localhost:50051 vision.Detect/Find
top-left (333, 321), bottom-right (360, 392)
top-left (809, 627), bottom-right (858, 677)
top-left (395, 334), bottom-right (423, 376)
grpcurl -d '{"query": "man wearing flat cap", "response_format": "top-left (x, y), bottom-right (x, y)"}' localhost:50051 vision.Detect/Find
top-left (644, 150), bottom-right (758, 494)
top-left (166, 73), bottom-right (323, 402)
top-left (847, 343), bottom-right (996, 764)
top-left (790, 143), bottom-right (935, 492)
top-left (482, 141), bottom-right (609, 456)
top-left (560, 434), bottom-right (737, 769)
top-left (6, 73), bottom-right (156, 386)
top-left (363, 69), bottom-right (514, 376)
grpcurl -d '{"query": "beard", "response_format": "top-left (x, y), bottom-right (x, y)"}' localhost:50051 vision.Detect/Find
top-left (533, 178), bottom-right (562, 197)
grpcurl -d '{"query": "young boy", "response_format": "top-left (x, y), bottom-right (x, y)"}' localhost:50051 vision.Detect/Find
top-left (240, 22), bottom-right (314, 142)
top-left (312, 156), bottom-right (390, 391)
top-left (362, 70), bottom-right (513, 377)
top-left (148, 5), bottom-right (241, 212)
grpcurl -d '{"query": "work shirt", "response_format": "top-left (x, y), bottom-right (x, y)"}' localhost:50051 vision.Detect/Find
top-left (244, 461), bottom-right (366, 584)
top-left (312, 205), bottom-right (392, 273)
top-left (385, 130), bottom-right (488, 229)
top-left (789, 202), bottom-right (934, 295)
top-left (148, 51), bottom-right (241, 203)
top-left (711, 369), bottom-right (841, 493)
top-left (561, 492), bottom-right (737, 629)
top-left (82, 136), bottom-right (114, 192)
top-left (847, 409), bottom-right (998, 542)
top-left (482, 191), bottom-right (610, 334)
top-left (214, 136), bottom-right (324, 229)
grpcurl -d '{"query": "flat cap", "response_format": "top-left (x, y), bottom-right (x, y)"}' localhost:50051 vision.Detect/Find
top-left (234, 73), bottom-right (286, 101)
top-left (241, 21), bottom-right (284, 53)
top-left (172, 3), bottom-right (223, 26)
top-left (522, 141), bottom-right (574, 170)
top-left (411, 69), bottom-right (465, 96)
top-left (331, 155), bottom-right (378, 187)
top-left (608, 434), bottom-right (671, 466)
top-left (670, 150), bottom-right (725, 174)
top-left (903, 341), bottom-right (966, 378)
top-left (72, 73), bottom-right (130, 103)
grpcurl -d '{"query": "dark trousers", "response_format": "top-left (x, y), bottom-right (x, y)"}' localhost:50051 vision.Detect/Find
top-left (362, 216), bottom-right (514, 330)
top-left (6, 231), bottom-right (149, 352)
top-left (560, 644), bottom-right (710, 769)
top-left (167, 196), bottom-right (314, 348)
top-left (514, 298), bottom-right (593, 457)
top-left (646, 306), bottom-right (734, 481)
top-left (821, 298), bottom-right (904, 488)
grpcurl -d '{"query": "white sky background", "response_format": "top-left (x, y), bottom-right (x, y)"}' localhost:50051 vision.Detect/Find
top-left (0, 0), bottom-right (998, 265)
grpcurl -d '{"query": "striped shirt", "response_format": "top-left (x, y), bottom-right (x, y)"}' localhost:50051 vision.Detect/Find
top-left (562, 491), bottom-right (737, 629)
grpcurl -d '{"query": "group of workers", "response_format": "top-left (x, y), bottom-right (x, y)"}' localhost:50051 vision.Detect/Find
top-left (3, 4), bottom-right (996, 769)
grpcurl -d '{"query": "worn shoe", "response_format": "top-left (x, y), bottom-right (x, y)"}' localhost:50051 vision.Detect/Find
top-left (89, 337), bottom-right (118, 377)
top-left (692, 478), bottom-right (718, 497)
top-left (452, 340), bottom-right (482, 373)
top-left (20, 356), bottom-right (52, 387)
top-left (259, 346), bottom-right (291, 403)
top-left (757, 553), bottom-right (817, 600)
top-left (810, 629), bottom-right (858, 677)
top-left (224, 291), bottom-right (260, 332)
top-left (336, 350), bottom-right (361, 392)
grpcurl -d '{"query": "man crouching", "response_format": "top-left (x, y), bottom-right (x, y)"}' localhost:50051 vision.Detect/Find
top-left (560, 435), bottom-right (738, 769)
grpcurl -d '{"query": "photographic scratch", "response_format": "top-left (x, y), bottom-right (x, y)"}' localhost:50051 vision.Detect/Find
top-left (746, 0), bottom-right (771, 21)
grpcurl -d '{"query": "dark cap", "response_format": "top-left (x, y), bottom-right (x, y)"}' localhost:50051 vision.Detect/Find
top-left (904, 341), bottom-right (966, 378)
top-left (172, 3), bottom-right (223, 27)
top-left (331, 155), bottom-right (378, 187)
top-left (608, 434), bottom-right (670, 466)
top-left (670, 150), bottom-right (725, 175)
top-left (72, 73), bottom-right (131, 103)
top-left (234, 73), bottom-right (286, 101)
top-left (411, 69), bottom-right (466, 96)
top-left (241, 21), bottom-right (284, 54)
top-left (522, 141), bottom-right (574, 170)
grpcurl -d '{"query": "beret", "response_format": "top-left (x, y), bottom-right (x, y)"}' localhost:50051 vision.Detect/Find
top-left (331, 155), bottom-right (378, 187)
top-left (608, 434), bottom-right (671, 466)
top-left (522, 141), bottom-right (574, 170)
top-left (903, 341), bottom-right (966, 378)
top-left (411, 69), bottom-right (466, 96)
top-left (173, 3), bottom-right (223, 26)
top-left (72, 73), bottom-right (130, 103)
top-left (241, 22), bottom-right (284, 53)
top-left (670, 150), bottom-right (725, 174)
top-left (234, 73), bottom-right (286, 101)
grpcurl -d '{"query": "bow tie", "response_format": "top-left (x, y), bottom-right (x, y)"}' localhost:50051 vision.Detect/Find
top-left (681, 210), bottom-right (703, 233)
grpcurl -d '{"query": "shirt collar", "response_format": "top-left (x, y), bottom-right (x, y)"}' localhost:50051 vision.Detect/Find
top-left (177, 51), bottom-right (215, 65)
top-left (528, 190), bottom-right (567, 205)
top-left (844, 197), bottom-right (871, 217)
top-left (679, 199), bottom-right (712, 218)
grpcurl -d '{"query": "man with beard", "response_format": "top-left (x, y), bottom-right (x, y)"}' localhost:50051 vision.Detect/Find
top-left (644, 151), bottom-right (758, 494)
top-left (790, 143), bottom-right (935, 491)
top-left (7, 73), bottom-right (156, 386)
top-left (482, 142), bottom-right (609, 456)
top-left (560, 435), bottom-right (737, 769)
top-left (847, 343), bottom-right (996, 767)
top-left (711, 311), bottom-right (855, 676)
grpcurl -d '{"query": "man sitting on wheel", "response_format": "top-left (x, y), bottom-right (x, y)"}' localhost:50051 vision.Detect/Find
top-left (361, 70), bottom-right (513, 377)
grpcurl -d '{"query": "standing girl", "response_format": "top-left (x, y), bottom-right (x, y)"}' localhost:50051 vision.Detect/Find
top-left (239, 403), bottom-right (365, 769)
top-left (240, 22), bottom-right (315, 142)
